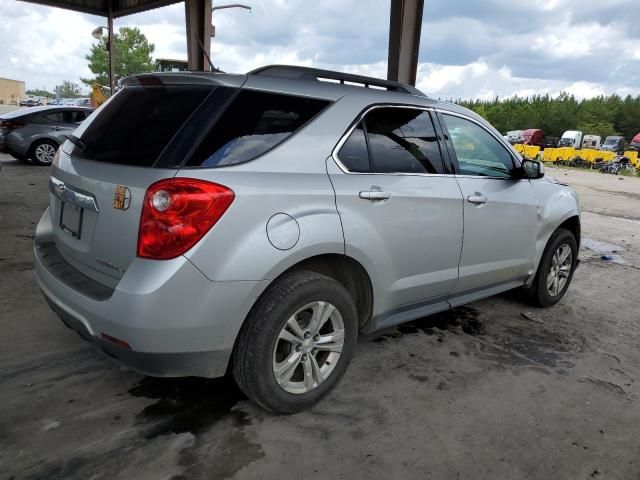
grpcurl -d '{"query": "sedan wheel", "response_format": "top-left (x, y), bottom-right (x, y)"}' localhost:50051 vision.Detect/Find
top-left (31, 141), bottom-right (58, 166)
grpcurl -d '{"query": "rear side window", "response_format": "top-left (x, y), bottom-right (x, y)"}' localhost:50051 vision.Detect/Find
top-left (186, 90), bottom-right (329, 167)
top-left (365, 108), bottom-right (444, 174)
top-left (75, 86), bottom-right (212, 167)
top-left (337, 122), bottom-right (370, 172)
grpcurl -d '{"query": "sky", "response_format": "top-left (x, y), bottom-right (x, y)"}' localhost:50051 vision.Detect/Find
top-left (0, 0), bottom-right (639, 100)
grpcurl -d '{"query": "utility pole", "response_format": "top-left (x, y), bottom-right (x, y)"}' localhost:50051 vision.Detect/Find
top-left (211, 3), bottom-right (251, 67)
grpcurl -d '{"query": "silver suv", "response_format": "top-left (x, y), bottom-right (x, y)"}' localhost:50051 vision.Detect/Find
top-left (34, 65), bottom-right (580, 413)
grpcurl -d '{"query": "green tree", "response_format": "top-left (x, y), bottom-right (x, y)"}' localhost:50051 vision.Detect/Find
top-left (55, 80), bottom-right (83, 98)
top-left (82, 27), bottom-right (155, 86)
top-left (456, 92), bottom-right (640, 141)
top-left (26, 88), bottom-right (54, 98)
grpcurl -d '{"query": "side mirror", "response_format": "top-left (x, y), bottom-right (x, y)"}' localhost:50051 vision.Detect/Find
top-left (520, 159), bottom-right (545, 179)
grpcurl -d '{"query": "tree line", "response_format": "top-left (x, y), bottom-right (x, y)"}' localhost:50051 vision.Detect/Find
top-left (456, 93), bottom-right (640, 141)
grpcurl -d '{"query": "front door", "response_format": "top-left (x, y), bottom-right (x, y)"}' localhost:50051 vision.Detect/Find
top-left (437, 112), bottom-right (539, 298)
top-left (328, 106), bottom-right (464, 318)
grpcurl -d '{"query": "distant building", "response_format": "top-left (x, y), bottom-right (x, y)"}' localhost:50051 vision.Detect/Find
top-left (0, 77), bottom-right (25, 105)
top-left (155, 58), bottom-right (224, 73)
top-left (155, 58), bottom-right (189, 72)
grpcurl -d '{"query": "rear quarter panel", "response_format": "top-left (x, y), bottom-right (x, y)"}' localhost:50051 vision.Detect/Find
top-left (179, 95), bottom-right (365, 282)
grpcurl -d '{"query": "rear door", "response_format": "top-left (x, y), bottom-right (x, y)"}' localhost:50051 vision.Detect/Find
top-left (49, 83), bottom-right (233, 287)
top-left (328, 106), bottom-right (463, 316)
top-left (437, 111), bottom-right (538, 298)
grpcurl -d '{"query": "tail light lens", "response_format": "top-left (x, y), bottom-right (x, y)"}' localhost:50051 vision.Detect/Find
top-left (0, 120), bottom-right (25, 131)
top-left (137, 178), bottom-right (234, 260)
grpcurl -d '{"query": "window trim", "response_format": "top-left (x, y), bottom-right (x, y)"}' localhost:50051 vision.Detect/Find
top-left (435, 108), bottom-right (523, 180)
top-left (333, 104), bottom-right (522, 179)
top-left (333, 104), bottom-right (449, 177)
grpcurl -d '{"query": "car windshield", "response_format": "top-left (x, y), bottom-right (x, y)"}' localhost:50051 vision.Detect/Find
top-left (558, 138), bottom-right (573, 146)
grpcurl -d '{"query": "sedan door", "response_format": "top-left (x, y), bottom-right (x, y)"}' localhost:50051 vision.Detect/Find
top-left (328, 107), bottom-right (463, 328)
top-left (437, 112), bottom-right (539, 303)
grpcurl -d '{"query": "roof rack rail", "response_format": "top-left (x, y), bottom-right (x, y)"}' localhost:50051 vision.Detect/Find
top-left (248, 65), bottom-right (425, 97)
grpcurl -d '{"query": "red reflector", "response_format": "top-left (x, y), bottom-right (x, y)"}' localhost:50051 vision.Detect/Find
top-left (101, 332), bottom-right (132, 350)
top-left (137, 178), bottom-right (234, 260)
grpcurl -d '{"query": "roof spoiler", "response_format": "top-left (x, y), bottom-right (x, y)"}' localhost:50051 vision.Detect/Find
top-left (248, 65), bottom-right (425, 97)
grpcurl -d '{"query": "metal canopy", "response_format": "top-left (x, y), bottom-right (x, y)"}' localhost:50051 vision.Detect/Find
top-left (19, 0), bottom-right (183, 18)
top-left (18, 0), bottom-right (424, 85)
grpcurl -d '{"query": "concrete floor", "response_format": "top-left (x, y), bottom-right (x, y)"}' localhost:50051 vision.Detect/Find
top-left (1, 156), bottom-right (639, 480)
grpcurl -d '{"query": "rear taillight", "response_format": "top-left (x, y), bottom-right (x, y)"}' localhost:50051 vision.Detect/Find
top-left (0, 120), bottom-right (25, 131)
top-left (137, 178), bottom-right (234, 260)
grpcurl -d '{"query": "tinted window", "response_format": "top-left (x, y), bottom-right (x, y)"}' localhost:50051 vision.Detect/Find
top-left (75, 86), bottom-right (212, 167)
top-left (364, 108), bottom-right (444, 174)
top-left (41, 112), bottom-right (64, 123)
top-left (441, 114), bottom-right (514, 178)
top-left (186, 90), bottom-right (329, 167)
top-left (337, 122), bottom-right (370, 172)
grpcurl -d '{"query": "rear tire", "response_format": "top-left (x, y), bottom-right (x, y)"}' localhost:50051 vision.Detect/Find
top-left (232, 270), bottom-right (358, 414)
top-left (30, 140), bottom-right (58, 166)
top-left (523, 228), bottom-right (578, 307)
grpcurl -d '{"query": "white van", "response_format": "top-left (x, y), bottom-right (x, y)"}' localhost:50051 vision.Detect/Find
top-left (559, 130), bottom-right (583, 148)
top-left (581, 135), bottom-right (601, 150)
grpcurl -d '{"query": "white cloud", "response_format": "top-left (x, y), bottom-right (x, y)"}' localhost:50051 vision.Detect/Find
top-left (0, 0), bottom-right (638, 100)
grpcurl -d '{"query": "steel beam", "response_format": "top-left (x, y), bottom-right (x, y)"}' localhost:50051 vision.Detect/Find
top-left (185, 0), bottom-right (212, 71)
top-left (387, 0), bottom-right (424, 86)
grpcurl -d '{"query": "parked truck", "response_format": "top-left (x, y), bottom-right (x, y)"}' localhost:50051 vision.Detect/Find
top-left (558, 131), bottom-right (584, 148)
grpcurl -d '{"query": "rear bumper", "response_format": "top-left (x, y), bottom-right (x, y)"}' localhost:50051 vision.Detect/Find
top-left (34, 207), bottom-right (267, 378)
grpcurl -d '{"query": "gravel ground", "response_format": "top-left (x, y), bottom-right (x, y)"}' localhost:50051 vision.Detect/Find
top-left (1, 157), bottom-right (639, 480)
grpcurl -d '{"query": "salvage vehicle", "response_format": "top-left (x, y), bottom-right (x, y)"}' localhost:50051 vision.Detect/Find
top-left (601, 136), bottom-right (625, 153)
top-left (559, 130), bottom-right (583, 148)
top-left (0, 106), bottom-right (92, 165)
top-left (521, 129), bottom-right (543, 146)
top-left (34, 66), bottom-right (581, 413)
top-left (629, 133), bottom-right (640, 151)
top-left (581, 135), bottom-right (601, 150)
top-left (506, 130), bottom-right (524, 144)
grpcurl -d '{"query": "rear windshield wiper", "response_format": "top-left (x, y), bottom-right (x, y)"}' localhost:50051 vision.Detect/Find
top-left (64, 134), bottom-right (87, 151)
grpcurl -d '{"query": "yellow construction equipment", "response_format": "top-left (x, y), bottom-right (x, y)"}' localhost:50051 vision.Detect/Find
top-left (90, 82), bottom-right (108, 108)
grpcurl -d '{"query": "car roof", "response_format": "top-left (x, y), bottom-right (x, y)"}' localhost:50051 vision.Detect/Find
top-left (0, 105), bottom-right (92, 119)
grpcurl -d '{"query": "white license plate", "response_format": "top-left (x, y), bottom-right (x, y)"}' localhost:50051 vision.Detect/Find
top-left (60, 203), bottom-right (83, 239)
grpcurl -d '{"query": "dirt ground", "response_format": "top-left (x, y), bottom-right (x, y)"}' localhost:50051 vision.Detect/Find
top-left (1, 156), bottom-right (639, 480)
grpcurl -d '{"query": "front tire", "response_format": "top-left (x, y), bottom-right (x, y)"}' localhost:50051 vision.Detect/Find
top-left (524, 228), bottom-right (578, 307)
top-left (232, 270), bottom-right (358, 414)
top-left (30, 140), bottom-right (58, 166)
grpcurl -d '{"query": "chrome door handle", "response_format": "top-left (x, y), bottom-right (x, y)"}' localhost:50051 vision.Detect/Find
top-left (467, 193), bottom-right (488, 205)
top-left (359, 190), bottom-right (391, 201)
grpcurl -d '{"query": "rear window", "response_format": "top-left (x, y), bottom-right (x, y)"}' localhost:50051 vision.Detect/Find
top-left (185, 90), bottom-right (329, 167)
top-left (74, 86), bottom-right (212, 167)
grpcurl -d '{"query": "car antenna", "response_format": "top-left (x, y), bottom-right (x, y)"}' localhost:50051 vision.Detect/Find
top-left (194, 32), bottom-right (216, 72)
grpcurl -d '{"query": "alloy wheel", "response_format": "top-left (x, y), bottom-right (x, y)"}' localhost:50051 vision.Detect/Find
top-left (272, 301), bottom-right (345, 395)
top-left (35, 143), bottom-right (56, 164)
top-left (547, 243), bottom-right (572, 297)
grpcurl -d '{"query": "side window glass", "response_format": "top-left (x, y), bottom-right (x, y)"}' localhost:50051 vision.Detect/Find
top-left (364, 108), bottom-right (444, 174)
top-left (337, 122), bottom-right (370, 172)
top-left (186, 90), bottom-right (329, 167)
top-left (42, 112), bottom-right (64, 123)
top-left (441, 114), bottom-right (514, 178)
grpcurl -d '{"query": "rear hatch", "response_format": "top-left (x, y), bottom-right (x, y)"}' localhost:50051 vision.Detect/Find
top-left (49, 73), bottom-right (243, 287)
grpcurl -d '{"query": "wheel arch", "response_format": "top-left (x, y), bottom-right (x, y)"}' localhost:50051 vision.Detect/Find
top-left (28, 136), bottom-right (60, 155)
top-left (243, 253), bottom-right (374, 334)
